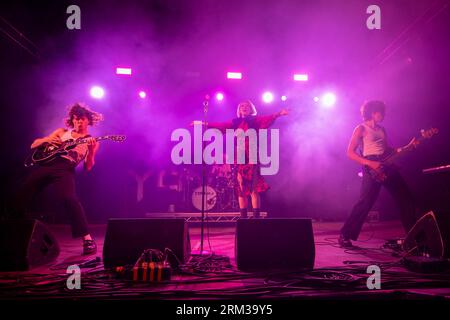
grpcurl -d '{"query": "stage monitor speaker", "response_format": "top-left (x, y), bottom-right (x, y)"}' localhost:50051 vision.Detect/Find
top-left (235, 218), bottom-right (315, 271)
top-left (0, 219), bottom-right (60, 271)
top-left (404, 211), bottom-right (450, 258)
top-left (103, 218), bottom-right (191, 269)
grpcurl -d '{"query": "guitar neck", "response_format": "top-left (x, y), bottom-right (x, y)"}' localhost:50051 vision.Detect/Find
top-left (383, 134), bottom-right (428, 164)
top-left (67, 135), bottom-right (111, 146)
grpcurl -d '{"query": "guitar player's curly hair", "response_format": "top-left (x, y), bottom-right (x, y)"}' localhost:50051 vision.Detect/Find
top-left (65, 103), bottom-right (103, 127)
top-left (360, 100), bottom-right (386, 121)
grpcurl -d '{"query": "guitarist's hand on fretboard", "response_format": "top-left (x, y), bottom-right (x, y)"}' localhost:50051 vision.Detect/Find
top-left (364, 127), bottom-right (438, 182)
top-left (86, 137), bottom-right (99, 153)
top-left (398, 137), bottom-right (419, 153)
top-left (396, 128), bottom-right (438, 154)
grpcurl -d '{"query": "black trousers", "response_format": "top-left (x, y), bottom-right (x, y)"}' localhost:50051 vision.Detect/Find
top-left (341, 167), bottom-right (417, 241)
top-left (15, 158), bottom-right (89, 238)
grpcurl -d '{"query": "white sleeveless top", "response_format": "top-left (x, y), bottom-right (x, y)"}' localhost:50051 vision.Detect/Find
top-left (361, 123), bottom-right (387, 157)
top-left (59, 130), bottom-right (89, 165)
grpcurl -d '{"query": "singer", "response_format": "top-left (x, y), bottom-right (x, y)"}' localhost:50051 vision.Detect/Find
top-left (205, 100), bottom-right (288, 218)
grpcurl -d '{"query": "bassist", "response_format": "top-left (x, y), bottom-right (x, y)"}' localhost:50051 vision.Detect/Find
top-left (339, 100), bottom-right (419, 247)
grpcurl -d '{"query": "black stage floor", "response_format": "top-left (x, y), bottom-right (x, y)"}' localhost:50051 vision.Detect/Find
top-left (1, 220), bottom-right (450, 301)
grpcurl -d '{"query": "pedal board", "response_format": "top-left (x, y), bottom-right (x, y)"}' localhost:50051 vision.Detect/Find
top-left (115, 262), bottom-right (172, 282)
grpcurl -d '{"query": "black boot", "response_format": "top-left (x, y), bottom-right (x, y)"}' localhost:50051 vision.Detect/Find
top-left (338, 234), bottom-right (353, 248)
top-left (253, 208), bottom-right (261, 218)
top-left (83, 239), bottom-right (97, 255)
top-left (239, 208), bottom-right (248, 219)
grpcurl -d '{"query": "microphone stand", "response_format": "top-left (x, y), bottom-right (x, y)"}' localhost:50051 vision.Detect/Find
top-left (199, 96), bottom-right (209, 256)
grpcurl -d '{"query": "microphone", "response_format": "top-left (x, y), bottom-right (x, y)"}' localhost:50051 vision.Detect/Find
top-left (203, 94), bottom-right (209, 112)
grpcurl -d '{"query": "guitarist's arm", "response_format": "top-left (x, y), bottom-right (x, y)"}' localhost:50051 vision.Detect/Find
top-left (347, 125), bottom-right (380, 170)
top-left (383, 126), bottom-right (422, 155)
top-left (30, 128), bottom-right (65, 149)
top-left (396, 137), bottom-right (419, 153)
top-left (84, 137), bottom-right (99, 171)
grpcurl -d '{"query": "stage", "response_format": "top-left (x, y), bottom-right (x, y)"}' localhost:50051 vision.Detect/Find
top-left (1, 220), bottom-right (449, 301)
top-left (2, 1), bottom-right (450, 315)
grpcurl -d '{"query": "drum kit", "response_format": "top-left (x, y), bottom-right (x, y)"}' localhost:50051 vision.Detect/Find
top-left (180, 163), bottom-right (239, 212)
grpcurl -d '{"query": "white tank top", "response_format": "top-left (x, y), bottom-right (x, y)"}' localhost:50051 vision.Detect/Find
top-left (59, 130), bottom-right (89, 165)
top-left (361, 123), bottom-right (386, 157)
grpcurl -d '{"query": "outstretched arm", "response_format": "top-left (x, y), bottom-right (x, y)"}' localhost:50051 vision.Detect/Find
top-left (255, 109), bottom-right (289, 129)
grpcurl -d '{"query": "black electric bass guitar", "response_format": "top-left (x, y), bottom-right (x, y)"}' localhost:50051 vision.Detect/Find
top-left (24, 135), bottom-right (126, 167)
top-left (365, 128), bottom-right (438, 182)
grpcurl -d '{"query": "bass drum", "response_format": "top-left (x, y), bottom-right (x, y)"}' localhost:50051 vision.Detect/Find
top-left (192, 186), bottom-right (217, 211)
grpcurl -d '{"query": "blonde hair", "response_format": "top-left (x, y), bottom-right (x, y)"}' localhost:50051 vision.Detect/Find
top-left (236, 100), bottom-right (257, 118)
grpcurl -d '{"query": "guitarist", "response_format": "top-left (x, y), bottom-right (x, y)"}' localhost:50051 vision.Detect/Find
top-left (14, 103), bottom-right (102, 255)
top-left (339, 100), bottom-right (419, 247)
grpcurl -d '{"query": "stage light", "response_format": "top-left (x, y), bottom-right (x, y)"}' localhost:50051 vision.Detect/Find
top-left (90, 86), bottom-right (105, 99)
top-left (281, 95), bottom-right (287, 101)
top-left (262, 92), bottom-right (274, 104)
top-left (227, 72), bottom-right (242, 79)
top-left (116, 67), bottom-right (132, 75)
top-left (293, 74), bottom-right (308, 81)
top-left (321, 92), bottom-right (336, 107)
top-left (216, 92), bottom-right (224, 101)
top-left (139, 91), bottom-right (147, 99)
top-left (313, 96), bottom-right (319, 102)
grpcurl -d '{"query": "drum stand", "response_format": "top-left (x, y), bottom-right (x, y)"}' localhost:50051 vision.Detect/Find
top-left (180, 167), bottom-right (192, 211)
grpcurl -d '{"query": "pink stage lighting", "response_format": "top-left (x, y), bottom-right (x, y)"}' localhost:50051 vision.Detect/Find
top-left (281, 95), bottom-right (287, 101)
top-left (216, 92), bottom-right (224, 101)
top-left (313, 96), bottom-right (319, 102)
top-left (262, 92), bottom-right (274, 103)
top-left (90, 86), bottom-right (105, 99)
top-left (116, 67), bottom-right (132, 75)
top-left (227, 72), bottom-right (242, 79)
top-left (322, 92), bottom-right (336, 107)
top-left (139, 91), bottom-right (147, 99)
top-left (293, 74), bottom-right (308, 81)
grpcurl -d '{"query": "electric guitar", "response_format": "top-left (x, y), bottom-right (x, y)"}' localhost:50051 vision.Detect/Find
top-left (24, 134), bottom-right (126, 167)
top-left (365, 128), bottom-right (438, 182)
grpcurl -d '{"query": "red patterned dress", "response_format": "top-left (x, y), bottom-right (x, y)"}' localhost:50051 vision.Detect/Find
top-left (207, 114), bottom-right (279, 197)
